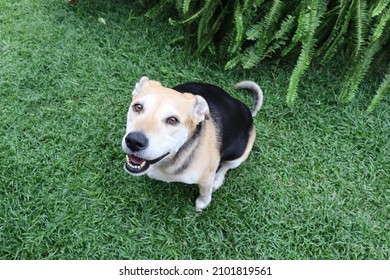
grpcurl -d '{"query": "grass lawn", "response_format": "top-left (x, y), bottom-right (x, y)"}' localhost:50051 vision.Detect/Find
top-left (0, 0), bottom-right (389, 259)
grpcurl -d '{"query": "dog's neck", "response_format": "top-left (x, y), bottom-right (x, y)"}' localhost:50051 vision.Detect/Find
top-left (176, 122), bottom-right (203, 157)
top-left (163, 122), bottom-right (204, 173)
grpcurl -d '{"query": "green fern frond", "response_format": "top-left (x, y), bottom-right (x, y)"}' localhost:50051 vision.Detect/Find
top-left (264, 0), bottom-right (285, 29)
top-left (282, 0), bottom-right (309, 57)
top-left (367, 64), bottom-right (390, 112)
top-left (353, 0), bottom-right (369, 56)
top-left (265, 39), bottom-right (286, 56)
top-left (196, 1), bottom-right (224, 54)
top-left (287, 38), bottom-right (315, 105)
top-left (339, 40), bottom-right (382, 103)
top-left (245, 0), bottom-right (285, 58)
top-left (243, 0), bottom-right (252, 10)
top-left (242, 47), bottom-right (262, 69)
top-left (246, 23), bottom-right (263, 41)
top-left (261, 14), bottom-right (296, 57)
top-left (260, 0), bottom-right (285, 52)
top-left (286, 0), bottom-right (326, 105)
top-left (371, 0), bottom-right (389, 17)
top-left (372, 6), bottom-right (390, 41)
top-left (273, 14), bottom-right (296, 41)
top-left (245, 0), bottom-right (285, 41)
top-left (317, 0), bottom-right (352, 60)
top-left (292, 0), bottom-right (310, 42)
top-left (339, 7), bottom-right (388, 103)
top-left (234, 2), bottom-right (244, 43)
top-left (320, 1), bottom-right (354, 63)
top-left (181, 0), bottom-right (192, 15)
top-left (313, 0), bottom-right (328, 33)
top-left (229, 1), bottom-right (244, 54)
top-left (224, 53), bottom-right (244, 70)
top-left (281, 39), bottom-right (299, 57)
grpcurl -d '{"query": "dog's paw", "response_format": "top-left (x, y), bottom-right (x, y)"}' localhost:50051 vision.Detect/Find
top-left (195, 195), bottom-right (211, 211)
top-left (213, 173), bottom-right (225, 191)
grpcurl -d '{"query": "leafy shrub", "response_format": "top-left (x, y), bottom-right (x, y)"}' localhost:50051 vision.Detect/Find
top-left (146, 0), bottom-right (389, 110)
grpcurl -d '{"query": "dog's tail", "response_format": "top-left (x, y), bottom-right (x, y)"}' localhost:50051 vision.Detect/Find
top-left (235, 81), bottom-right (264, 117)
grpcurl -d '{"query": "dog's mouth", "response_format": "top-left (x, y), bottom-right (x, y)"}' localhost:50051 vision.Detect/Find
top-left (125, 155), bottom-right (149, 173)
top-left (124, 153), bottom-right (169, 174)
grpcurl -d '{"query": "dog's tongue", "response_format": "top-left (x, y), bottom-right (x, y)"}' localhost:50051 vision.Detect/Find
top-left (130, 155), bottom-right (145, 164)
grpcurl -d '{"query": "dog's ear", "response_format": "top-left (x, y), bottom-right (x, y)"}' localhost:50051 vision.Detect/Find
top-left (132, 77), bottom-right (163, 96)
top-left (193, 96), bottom-right (210, 123)
top-left (132, 76), bottom-right (153, 96)
top-left (132, 76), bottom-right (149, 96)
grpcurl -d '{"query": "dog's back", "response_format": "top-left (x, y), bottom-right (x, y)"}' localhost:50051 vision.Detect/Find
top-left (173, 83), bottom-right (257, 162)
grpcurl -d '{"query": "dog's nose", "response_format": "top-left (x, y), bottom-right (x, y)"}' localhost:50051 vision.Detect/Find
top-left (125, 132), bottom-right (148, 151)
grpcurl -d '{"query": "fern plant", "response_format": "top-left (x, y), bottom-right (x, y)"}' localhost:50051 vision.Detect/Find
top-left (339, 0), bottom-right (389, 103)
top-left (286, 0), bottom-right (327, 105)
top-left (145, 0), bottom-right (389, 110)
top-left (367, 64), bottom-right (390, 112)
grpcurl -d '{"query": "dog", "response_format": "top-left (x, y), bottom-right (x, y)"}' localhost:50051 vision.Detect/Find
top-left (122, 77), bottom-right (263, 211)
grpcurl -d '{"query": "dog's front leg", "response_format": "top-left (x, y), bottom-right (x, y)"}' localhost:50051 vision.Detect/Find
top-left (195, 180), bottom-right (214, 211)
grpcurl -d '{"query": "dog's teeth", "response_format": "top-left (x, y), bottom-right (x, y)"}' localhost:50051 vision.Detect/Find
top-left (128, 162), bottom-right (143, 170)
top-left (126, 155), bottom-right (147, 171)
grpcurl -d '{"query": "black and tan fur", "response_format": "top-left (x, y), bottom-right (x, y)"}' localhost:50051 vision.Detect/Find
top-left (122, 77), bottom-right (263, 210)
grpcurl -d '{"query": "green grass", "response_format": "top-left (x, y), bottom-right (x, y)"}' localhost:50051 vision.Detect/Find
top-left (0, 0), bottom-right (389, 259)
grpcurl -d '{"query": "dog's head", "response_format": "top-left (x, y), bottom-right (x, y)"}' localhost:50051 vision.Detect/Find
top-left (122, 77), bottom-right (209, 175)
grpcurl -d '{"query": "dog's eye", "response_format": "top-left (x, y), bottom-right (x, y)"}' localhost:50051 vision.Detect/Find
top-left (132, 103), bottom-right (143, 113)
top-left (166, 116), bottom-right (179, 125)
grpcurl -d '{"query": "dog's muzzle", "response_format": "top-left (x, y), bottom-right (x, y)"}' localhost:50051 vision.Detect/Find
top-left (123, 132), bottom-right (169, 174)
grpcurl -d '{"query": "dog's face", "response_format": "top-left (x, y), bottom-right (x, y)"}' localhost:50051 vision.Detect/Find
top-left (122, 77), bottom-right (209, 175)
